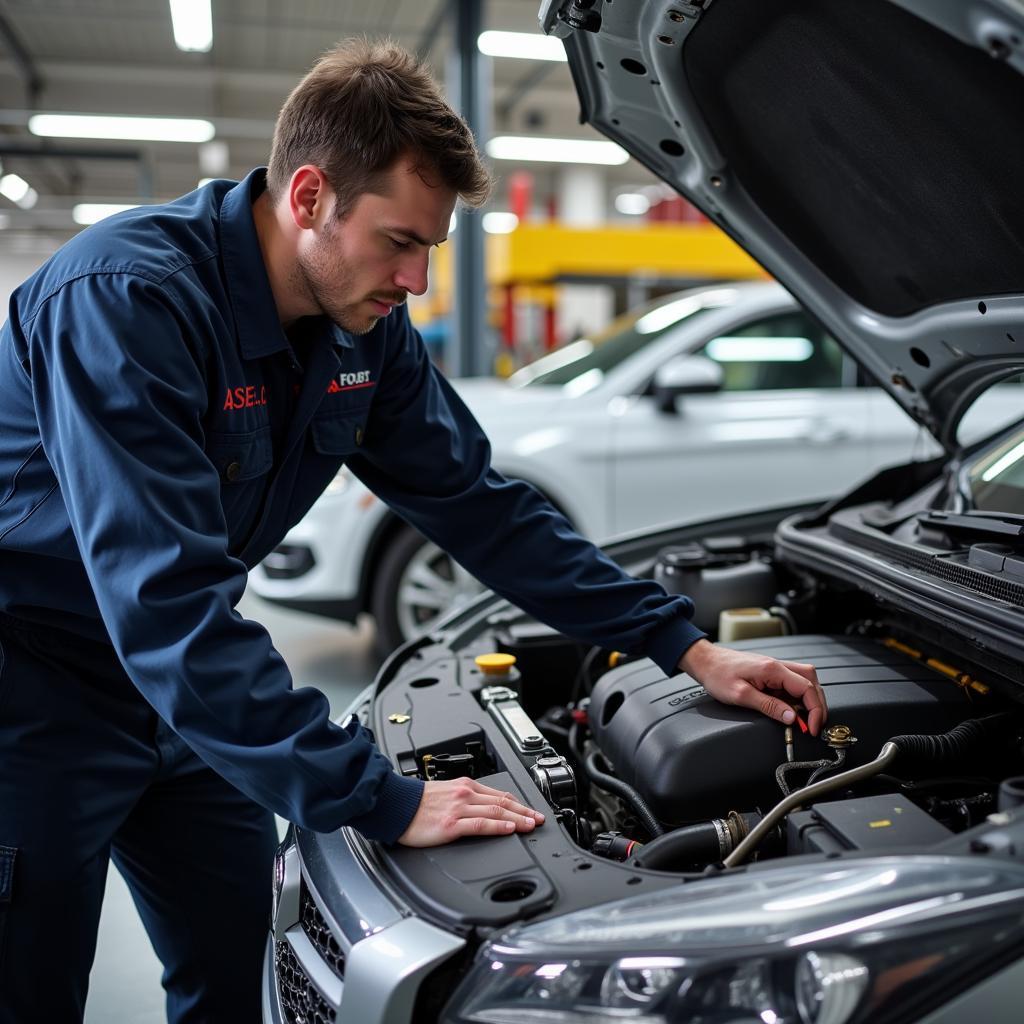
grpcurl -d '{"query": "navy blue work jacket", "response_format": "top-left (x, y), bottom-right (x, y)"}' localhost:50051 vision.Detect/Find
top-left (0, 169), bottom-right (704, 842)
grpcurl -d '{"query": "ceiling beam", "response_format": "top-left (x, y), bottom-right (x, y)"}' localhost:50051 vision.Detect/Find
top-left (0, 8), bottom-right (44, 103)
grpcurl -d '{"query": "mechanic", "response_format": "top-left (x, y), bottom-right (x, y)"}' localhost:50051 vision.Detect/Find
top-left (0, 39), bottom-right (826, 1024)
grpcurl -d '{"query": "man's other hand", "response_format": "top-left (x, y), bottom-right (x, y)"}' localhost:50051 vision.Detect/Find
top-left (398, 778), bottom-right (546, 847)
top-left (679, 638), bottom-right (827, 736)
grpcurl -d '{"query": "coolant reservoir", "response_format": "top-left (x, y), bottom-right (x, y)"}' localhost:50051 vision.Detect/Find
top-left (654, 542), bottom-right (777, 633)
top-left (474, 653), bottom-right (520, 693)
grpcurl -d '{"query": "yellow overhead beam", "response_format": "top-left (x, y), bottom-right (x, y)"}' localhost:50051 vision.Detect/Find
top-left (487, 222), bottom-right (766, 286)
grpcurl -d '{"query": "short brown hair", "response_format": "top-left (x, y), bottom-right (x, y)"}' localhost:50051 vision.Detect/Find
top-left (267, 38), bottom-right (492, 216)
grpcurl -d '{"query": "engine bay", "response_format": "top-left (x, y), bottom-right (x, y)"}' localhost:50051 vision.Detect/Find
top-left (372, 525), bottom-right (1024, 922)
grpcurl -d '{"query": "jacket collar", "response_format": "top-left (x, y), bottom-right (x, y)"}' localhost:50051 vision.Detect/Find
top-left (218, 168), bottom-right (354, 359)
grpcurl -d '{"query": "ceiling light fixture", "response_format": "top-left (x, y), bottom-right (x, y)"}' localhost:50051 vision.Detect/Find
top-left (0, 173), bottom-right (38, 209)
top-left (477, 30), bottom-right (566, 62)
top-left (169, 0), bottom-right (213, 53)
top-left (73, 203), bottom-right (140, 226)
top-left (482, 211), bottom-right (519, 234)
top-left (615, 192), bottom-right (651, 215)
top-left (30, 114), bottom-right (215, 143)
top-left (486, 136), bottom-right (629, 166)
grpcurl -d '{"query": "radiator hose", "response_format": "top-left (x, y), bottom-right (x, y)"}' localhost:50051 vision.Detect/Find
top-left (630, 811), bottom-right (760, 870)
top-left (584, 751), bottom-right (664, 838)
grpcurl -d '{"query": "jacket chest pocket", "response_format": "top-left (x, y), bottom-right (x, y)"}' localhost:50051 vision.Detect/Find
top-left (310, 412), bottom-right (368, 457)
top-left (206, 426), bottom-right (273, 483)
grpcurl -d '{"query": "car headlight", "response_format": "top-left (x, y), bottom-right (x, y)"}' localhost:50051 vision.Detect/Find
top-left (443, 856), bottom-right (1024, 1024)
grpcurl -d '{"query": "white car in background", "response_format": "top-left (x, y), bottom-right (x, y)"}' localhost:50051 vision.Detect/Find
top-left (249, 280), bottom-right (1019, 653)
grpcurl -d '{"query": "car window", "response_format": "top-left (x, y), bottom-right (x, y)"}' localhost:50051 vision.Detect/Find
top-left (510, 288), bottom-right (740, 389)
top-left (967, 424), bottom-right (1024, 514)
top-left (695, 311), bottom-right (845, 391)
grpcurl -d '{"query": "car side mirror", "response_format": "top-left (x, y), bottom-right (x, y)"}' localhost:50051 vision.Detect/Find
top-left (652, 355), bottom-right (723, 413)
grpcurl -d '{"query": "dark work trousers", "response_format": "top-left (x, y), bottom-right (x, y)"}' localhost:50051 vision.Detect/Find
top-left (0, 616), bottom-right (279, 1023)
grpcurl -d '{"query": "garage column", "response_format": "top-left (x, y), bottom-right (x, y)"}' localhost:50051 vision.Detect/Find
top-left (447, 0), bottom-right (490, 378)
top-left (556, 165), bottom-right (614, 343)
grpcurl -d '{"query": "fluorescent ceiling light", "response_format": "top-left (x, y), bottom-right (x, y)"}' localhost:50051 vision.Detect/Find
top-left (477, 30), bottom-right (566, 62)
top-left (169, 0), bottom-right (212, 52)
top-left (615, 192), bottom-right (650, 215)
top-left (73, 203), bottom-right (140, 226)
top-left (487, 135), bottom-right (628, 166)
top-left (482, 211), bottom-right (519, 234)
top-left (0, 173), bottom-right (38, 209)
top-left (30, 114), bottom-right (215, 143)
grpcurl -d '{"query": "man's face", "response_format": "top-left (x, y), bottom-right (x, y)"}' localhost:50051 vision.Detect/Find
top-left (294, 157), bottom-right (456, 335)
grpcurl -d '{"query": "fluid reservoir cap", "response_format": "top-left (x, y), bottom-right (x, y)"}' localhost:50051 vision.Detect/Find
top-left (475, 653), bottom-right (517, 676)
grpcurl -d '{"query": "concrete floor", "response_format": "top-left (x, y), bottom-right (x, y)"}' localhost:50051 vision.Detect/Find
top-left (83, 590), bottom-right (383, 1024)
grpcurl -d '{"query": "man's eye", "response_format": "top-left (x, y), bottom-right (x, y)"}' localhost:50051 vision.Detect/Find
top-left (389, 237), bottom-right (410, 250)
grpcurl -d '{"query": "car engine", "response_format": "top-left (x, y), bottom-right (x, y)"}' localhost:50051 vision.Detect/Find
top-left (377, 527), bottom-right (1024, 883)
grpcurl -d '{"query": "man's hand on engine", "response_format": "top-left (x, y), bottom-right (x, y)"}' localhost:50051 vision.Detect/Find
top-left (398, 778), bottom-right (546, 847)
top-left (678, 639), bottom-right (827, 735)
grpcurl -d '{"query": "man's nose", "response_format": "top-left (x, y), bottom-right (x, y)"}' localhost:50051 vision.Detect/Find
top-left (394, 251), bottom-right (429, 296)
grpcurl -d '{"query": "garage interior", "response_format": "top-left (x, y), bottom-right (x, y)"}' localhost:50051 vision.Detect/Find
top-left (4, 2), bottom-right (1022, 1022)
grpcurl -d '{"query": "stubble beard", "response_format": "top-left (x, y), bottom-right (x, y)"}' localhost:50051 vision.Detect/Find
top-left (294, 230), bottom-right (381, 336)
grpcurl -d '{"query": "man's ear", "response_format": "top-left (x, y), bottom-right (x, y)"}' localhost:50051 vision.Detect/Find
top-left (287, 165), bottom-right (329, 230)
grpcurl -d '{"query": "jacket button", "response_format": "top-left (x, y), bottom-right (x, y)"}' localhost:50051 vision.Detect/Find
top-left (225, 460), bottom-right (242, 482)
top-left (354, 427), bottom-right (364, 445)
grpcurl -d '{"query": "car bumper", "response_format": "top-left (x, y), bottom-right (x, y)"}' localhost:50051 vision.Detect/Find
top-left (261, 824), bottom-right (465, 1024)
top-left (248, 477), bottom-right (385, 612)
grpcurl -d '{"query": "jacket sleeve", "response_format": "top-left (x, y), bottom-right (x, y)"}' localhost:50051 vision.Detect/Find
top-left (346, 310), bottom-right (706, 675)
top-left (25, 273), bottom-right (423, 840)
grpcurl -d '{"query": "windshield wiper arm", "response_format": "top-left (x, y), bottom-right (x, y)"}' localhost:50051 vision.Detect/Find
top-left (921, 510), bottom-right (1024, 540)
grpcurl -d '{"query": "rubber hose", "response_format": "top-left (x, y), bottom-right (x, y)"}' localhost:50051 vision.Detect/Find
top-left (584, 752), bottom-right (664, 838)
top-left (630, 821), bottom-right (724, 870)
top-left (891, 714), bottom-right (1017, 763)
top-left (568, 722), bottom-right (584, 764)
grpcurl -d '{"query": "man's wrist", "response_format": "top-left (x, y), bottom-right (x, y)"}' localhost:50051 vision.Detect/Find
top-left (678, 637), bottom-right (715, 677)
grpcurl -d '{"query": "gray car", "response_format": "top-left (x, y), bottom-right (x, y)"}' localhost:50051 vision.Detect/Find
top-left (263, 2), bottom-right (1024, 1022)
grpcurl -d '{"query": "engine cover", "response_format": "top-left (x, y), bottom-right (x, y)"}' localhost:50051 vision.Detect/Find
top-left (588, 635), bottom-right (975, 826)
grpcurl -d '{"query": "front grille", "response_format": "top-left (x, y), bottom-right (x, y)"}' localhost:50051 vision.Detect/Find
top-left (300, 884), bottom-right (346, 980)
top-left (275, 940), bottom-right (336, 1024)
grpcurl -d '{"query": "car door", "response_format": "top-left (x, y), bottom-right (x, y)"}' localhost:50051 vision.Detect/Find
top-left (609, 309), bottom-right (876, 534)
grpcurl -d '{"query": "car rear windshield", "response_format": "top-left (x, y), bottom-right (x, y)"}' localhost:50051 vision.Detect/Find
top-left (969, 425), bottom-right (1024, 514)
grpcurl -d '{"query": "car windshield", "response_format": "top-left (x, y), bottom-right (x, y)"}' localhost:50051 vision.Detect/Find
top-left (968, 424), bottom-right (1024, 514)
top-left (508, 288), bottom-right (740, 389)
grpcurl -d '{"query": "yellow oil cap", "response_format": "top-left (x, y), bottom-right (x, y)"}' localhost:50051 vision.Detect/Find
top-left (475, 653), bottom-right (517, 676)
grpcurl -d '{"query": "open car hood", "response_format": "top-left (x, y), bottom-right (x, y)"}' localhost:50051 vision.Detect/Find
top-left (540, 0), bottom-right (1024, 451)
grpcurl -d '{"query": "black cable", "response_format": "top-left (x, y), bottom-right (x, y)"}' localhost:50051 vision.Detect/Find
top-left (807, 748), bottom-right (847, 785)
top-left (584, 751), bottom-right (664, 837)
top-left (570, 646), bottom-right (604, 702)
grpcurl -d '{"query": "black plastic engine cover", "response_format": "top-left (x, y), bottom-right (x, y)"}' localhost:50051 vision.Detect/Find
top-left (588, 635), bottom-right (976, 826)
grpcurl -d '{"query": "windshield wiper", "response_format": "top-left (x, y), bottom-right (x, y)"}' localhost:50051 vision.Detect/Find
top-left (920, 510), bottom-right (1024, 541)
